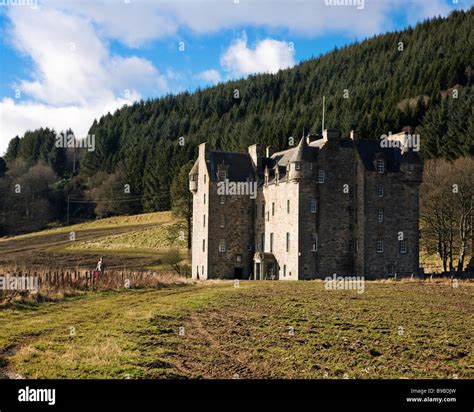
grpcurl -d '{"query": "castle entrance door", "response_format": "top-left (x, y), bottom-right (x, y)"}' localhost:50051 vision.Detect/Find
top-left (234, 267), bottom-right (243, 279)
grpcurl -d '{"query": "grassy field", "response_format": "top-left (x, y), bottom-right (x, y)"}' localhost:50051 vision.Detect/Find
top-left (0, 212), bottom-right (187, 270)
top-left (0, 280), bottom-right (471, 379)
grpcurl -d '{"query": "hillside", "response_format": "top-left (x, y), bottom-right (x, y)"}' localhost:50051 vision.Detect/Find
top-left (0, 211), bottom-right (187, 270)
top-left (1, 8), bottom-right (473, 232)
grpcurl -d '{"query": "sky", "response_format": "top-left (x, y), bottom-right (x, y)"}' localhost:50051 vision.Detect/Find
top-left (0, 0), bottom-right (471, 156)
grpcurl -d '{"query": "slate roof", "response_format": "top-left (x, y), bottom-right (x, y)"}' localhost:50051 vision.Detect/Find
top-left (208, 151), bottom-right (255, 182)
top-left (355, 140), bottom-right (420, 172)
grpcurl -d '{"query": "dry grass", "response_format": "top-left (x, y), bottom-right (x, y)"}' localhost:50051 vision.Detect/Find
top-left (0, 281), bottom-right (471, 379)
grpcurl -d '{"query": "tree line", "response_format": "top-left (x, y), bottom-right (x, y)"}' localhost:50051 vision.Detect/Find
top-left (0, 8), bottom-right (473, 241)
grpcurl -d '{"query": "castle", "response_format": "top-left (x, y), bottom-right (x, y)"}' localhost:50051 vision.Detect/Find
top-left (189, 129), bottom-right (422, 280)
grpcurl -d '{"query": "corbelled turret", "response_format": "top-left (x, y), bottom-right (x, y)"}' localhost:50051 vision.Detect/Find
top-left (288, 136), bottom-right (316, 181)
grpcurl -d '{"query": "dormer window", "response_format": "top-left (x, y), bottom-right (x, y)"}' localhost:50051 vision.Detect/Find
top-left (376, 160), bottom-right (385, 174)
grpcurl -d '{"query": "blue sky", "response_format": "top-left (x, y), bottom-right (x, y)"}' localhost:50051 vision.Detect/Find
top-left (0, 0), bottom-right (471, 155)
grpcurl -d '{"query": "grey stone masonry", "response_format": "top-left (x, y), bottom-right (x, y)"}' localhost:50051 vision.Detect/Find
top-left (190, 130), bottom-right (422, 280)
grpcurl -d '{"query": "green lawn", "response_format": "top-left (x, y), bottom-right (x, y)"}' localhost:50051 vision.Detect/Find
top-left (0, 281), bottom-right (472, 379)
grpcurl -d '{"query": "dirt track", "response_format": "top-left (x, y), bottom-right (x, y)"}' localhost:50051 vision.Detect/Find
top-left (0, 225), bottom-right (162, 270)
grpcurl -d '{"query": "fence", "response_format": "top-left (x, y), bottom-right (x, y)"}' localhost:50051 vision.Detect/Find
top-left (0, 268), bottom-right (187, 301)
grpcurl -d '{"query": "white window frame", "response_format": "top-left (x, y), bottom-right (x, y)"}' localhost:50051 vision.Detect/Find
top-left (376, 160), bottom-right (385, 174)
top-left (310, 200), bottom-right (317, 213)
top-left (376, 238), bottom-right (384, 253)
top-left (219, 239), bottom-right (226, 253)
top-left (377, 185), bottom-right (384, 198)
top-left (377, 208), bottom-right (384, 223)
top-left (399, 239), bottom-right (407, 254)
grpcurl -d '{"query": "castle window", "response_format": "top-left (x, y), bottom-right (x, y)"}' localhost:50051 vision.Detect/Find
top-left (310, 200), bottom-right (317, 213)
top-left (283, 265), bottom-right (286, 277)
top-left (387, 265), bottom-right (394, 275)
top-left (270, 233), bottom-right (274, 253)
top-left (203, 193), bottom-right (206, 204)
top-left (377, 208), bottom-right (384, 223)
top-left (219, 239), bottom-right (226, 253)
top-left (286, 233), bottom-right (290, 252)
top-left (204, 174), bottom-right (206, 183)
top-left (377, 185), bottom-right (384, 198)
top-left (399, 239), bottom-right (407, 254)
top-left (318, 170), bottom-right (325, 183)
top-left (220, 215), bottom-right (225, 228)
top-left (295, 162), bottom-right (301, 171)
top-left (196, 266), bottom-right (199, 276)
top-left (376, 238), bottom-right (384, 253)
top-left (261, 233), bottom-right (265, 252)
top-left (267, 211), bottom-right (270, 221)
top-left (287, 199), bottom-right (290, 214)
top-left (376, 160), bottom-right (385, 174)
top-left (202, 266), bottom-right (204, 276)
top-left (203, 215), bottom-right (206, 227)
top-left (408, 164), bottom-right (414, 172)
top-left (202, 239), bottom-right (205, 252)
top-left (311, 233), bottom-right (318, 252)
top-left (220, 195), bottom-right (225, 205)
top-left (272, 202), bottom-right (275, 216)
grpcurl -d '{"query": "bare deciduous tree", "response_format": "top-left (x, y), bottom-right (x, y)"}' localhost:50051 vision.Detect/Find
top-left (420, 157), bottom-right (473, 272)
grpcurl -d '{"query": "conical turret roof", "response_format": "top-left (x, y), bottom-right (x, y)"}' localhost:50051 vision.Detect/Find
top-left (290, 136), bottom-right (315, 162)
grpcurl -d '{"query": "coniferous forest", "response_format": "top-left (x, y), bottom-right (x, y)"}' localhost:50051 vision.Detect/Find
top-left (0, 8), bottom-right (473, 235)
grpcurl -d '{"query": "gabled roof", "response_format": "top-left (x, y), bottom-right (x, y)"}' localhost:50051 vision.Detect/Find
top-left (355, 140), bottom-right (420, 172)
top-left (208, 151), bottom-right (254, 182)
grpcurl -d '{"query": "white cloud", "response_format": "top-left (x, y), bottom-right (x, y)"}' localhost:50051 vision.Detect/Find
top-left (197, 69), bottom-right (222, 85)
top-left (0, 97), bottom-right (130, 150)
top-left (221, 35), bottom-right (295, 76)
top-left (0, 0), bottom-right (466, 155)
top-left (39, 0), bottom-right (464, 47)
top-left (0, 4), bottom-right (170, 155)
